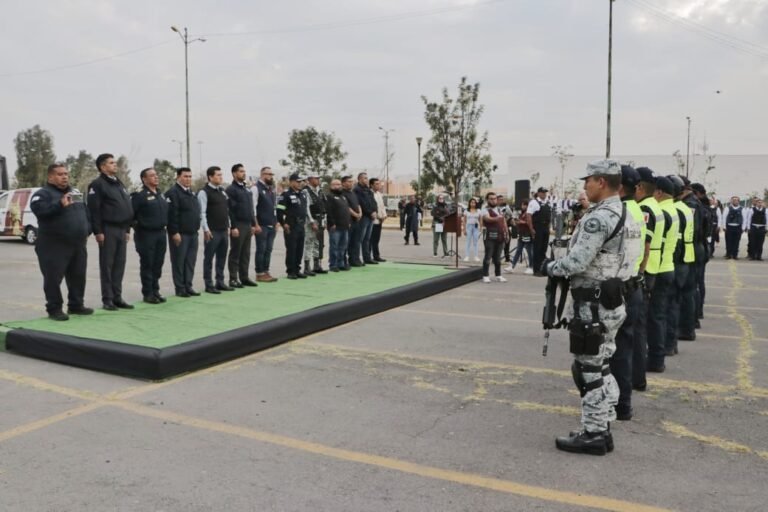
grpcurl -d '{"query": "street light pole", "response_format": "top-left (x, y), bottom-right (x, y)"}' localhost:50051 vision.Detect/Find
top-left (171, 139), bottom-right (183, 167)
top-left (171, 26), bottom-right (206, 169)
top-left (378, 127), bottom-right (394, 195)
top-left (415, 137), bottom-right (423, 197)
top-left (606, 0), bottom-right (615, 159)
top-left (685, 116), bottom-right (691, 178)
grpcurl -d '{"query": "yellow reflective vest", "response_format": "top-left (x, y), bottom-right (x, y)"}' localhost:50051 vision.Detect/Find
top-left (625, 199), bottom-right (646, 274)
top-left (639, 197), bottom-right (664, 274)
top-left (658, 198), bottom-right (678, 273)
top-left (674, 200), bottom-right (695, 263)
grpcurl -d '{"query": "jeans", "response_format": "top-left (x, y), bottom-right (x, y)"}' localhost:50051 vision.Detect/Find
top-left (203, 229), bottom-right (228, 287)
top-left (511, 240), bottom-right (533, 267)
top-left (464, 223), bottom-right (480, 258)
top-left (482, 237), bottom-right (503, 277)
top-left (255, 225), bottom-right (276, 275)
top-left (359, 215), bottom-right (374, 262)
top-left (329, 228), bottom-right (349, 269)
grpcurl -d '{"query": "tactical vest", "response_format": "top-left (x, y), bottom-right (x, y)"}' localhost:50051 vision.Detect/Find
top-left (658, 199), bottom-right (678, 273)
top-left (624, 199), bottom-right (646, 274)
top-left (204, 185), bottom-right (229, 231)
top-left (639, 197), bottom-right (665, 275)
top-left (752, 208), bottom-right (766, 226)
top-left (532, 200), bottom-right (551, 228)
top-left (256, 181), bottom-right (277, 226)
top-left (674, 201), bottom-right (695, 263)
top-left (306, 186), bottom-right (326, 218)
top-left (726, 206), bottom-right (743, 226)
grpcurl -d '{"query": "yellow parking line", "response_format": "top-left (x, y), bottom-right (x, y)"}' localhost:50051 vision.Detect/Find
top-left (398, 308), bottom-right (540, 324)
top-left (0, 402), bottom-right (103, 443)
top-left (662, 421), bottom-right (768, 461)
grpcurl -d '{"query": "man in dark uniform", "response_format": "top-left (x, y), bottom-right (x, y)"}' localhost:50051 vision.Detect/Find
top-left (88, 153), bottom-right (134, 310)
top-left (302, 173), bottom-right (328, 276)
top-left (402, 195), bottom-right (421, 245)
top-left (529, 187), bottom-right (552, 276)
top-left (277, 173), bottom-right (309, 279)
top-left (30, 164), bottom-right (93, 321)
top-left (747, 198), bottom-right (766, 261)
top-left (131, 167), bottom-right (169, 304)
top-left (341, 175), bottom-right (362, 268)
top-left (198, 166), bottom-right (235, 294)
top-left (226, 163), bottom-right (260, 288)
top-left (166, 167), bottom-right (201, 297)
top-left (679, 176), bottom-right (706, 338)
top-left (691, 183), bottom-right (712, 323)
top-left (723, 196), bottom-right (744, 259)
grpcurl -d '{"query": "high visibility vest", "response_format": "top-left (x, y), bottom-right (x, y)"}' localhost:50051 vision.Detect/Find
top-left (624, 199), bottom-right (646, 274)
top-left (639, 197), bottom-right (664, 274)
top-left (658, 199), bottom-right (679, 273)
top-left (674, 200), bottom-right (695, 263)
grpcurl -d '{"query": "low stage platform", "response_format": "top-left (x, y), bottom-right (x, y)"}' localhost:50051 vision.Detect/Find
top-left (1, 263), bottom-right (481, 379)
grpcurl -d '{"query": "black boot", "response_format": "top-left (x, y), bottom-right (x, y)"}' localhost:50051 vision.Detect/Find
top-left (556, 430), bottom-right (609, 455)
top-left (313, 258), bottom-right (328, 274)
top-left (303, 261), bottom-right (316, 276)
top-left (569, 429), bottom-right (614, 452)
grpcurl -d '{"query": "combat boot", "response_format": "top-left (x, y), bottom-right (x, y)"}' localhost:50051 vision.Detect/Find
top-left (303, 261), bottom-right (316, 276)
top-left (313, 258), bottom-right (328, 274)
top-left (569, 425), bottom-right (614, 452)
top-left (556, 430), bottom-right (608, 455)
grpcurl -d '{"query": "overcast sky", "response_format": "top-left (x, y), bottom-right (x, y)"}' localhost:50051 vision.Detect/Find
top-left (1, 0), bottom-right (766, 181)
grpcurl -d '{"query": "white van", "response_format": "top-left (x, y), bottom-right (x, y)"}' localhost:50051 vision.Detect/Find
top-left (0, 187), bottom-right (84, 245)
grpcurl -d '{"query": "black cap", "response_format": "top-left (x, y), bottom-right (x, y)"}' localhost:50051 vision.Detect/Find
top-left (636, 167), bottom-right (656, 184)
top-left (655, 176), bottom-right (674, 196)
top-left (537, 187), bottom-right (548, 193)
top-left (620, 165), bottom-right (640, 188)
top-left (289, 172), bottom-right (304, 182)
top-left (667, 175), bottom-right (684, 197)
top-left (691, 182), bottom-right (707, 196)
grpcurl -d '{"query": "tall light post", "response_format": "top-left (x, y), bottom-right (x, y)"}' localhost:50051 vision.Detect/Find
top-left (171, 26), bottom-right (206, 168)
top-left (378, 126), bottom-right (394, 195)
top-left (606, 0), bottom-right (615, 159)
top-left (415, 136), bottom-right (423, 197)
top-left (685, 116), bottom-right (692, 178)
top-left (197, 140), bottom-right (204, 172)
top-left (171, 139), bottom-right (183, 167)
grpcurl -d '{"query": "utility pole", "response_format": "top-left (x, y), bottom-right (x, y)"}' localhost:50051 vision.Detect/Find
top-left (171, 26), bottom-right (206, 169)
top-left (685, 116), bottom-right (691, 178)
top-left (606, 0), bottom-right (615, 159)
top-left (378, 127), bottom-right (394, 195)
top-left (415, 137), bottom-right (423, 197)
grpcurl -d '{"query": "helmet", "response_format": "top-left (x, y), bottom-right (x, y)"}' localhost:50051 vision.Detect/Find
top-left (667, 175), bottom-right (685, 197)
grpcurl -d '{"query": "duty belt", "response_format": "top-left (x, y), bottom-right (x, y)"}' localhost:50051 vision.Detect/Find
top-left (751, 224), bottom-right (766, 228)
top-left (571, 287), bottom-right (601, 302)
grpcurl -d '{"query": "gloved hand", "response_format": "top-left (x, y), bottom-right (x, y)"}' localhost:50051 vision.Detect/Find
top-left (539, 258), bottom-right (554, 277)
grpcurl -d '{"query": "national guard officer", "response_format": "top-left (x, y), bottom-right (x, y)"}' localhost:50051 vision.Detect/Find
top-left (166, 167), bottom-right (202, 297)
top-left (131, 167), bottom-right (169, 304)
top-left (302, 173), bottom-right (327, 276)
top-left (543, 160), bottom-right (642, 455)
top-left (277, 173), bottom-right (309, 279)
top-left (226, 163), bottom-right (260, 288)
top-left (30, 163), bottom-right (93, 321)
top-left (88, 153), bottom-right (134, 310)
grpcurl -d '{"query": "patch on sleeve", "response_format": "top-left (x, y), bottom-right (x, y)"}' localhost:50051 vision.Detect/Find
top-left (88, 188), bottom-right (96, 195)
top-left (583, 217), bottom-right (602, 234)
top-left (643, 212), bottom-right (650, 224)
top-left (31, 196), bottom-right (41, 202)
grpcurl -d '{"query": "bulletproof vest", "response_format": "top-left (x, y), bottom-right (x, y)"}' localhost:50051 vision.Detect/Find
top-left (658, 199), bottom-right (679, 273)
top-left (306, 186), bottom-right (325, 217)
top-left (726, 206), bottom-right (743, 226)
top-left (533, 199), bottom-right (551, 227)
top-left (256, 181), bottom-right (277, 226)
top-left (639, 197), bottom-right (665, 275)
top-left (204, 185), bottom-right (229, 231)
top-left (673, 201), bottom-right (695, 263)
top-left (752, 208), bottom-right (766, 225)
top-left (624, 199), bottom-right (646, 275)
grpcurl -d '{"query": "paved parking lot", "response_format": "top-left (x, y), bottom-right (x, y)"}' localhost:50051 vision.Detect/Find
top-left (1, 231), bottom-right (767, 511)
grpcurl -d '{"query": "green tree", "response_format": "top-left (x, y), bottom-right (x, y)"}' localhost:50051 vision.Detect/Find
top-left (280, 127), bottom-right (348, 181)
top-left (409, 172), bottom-right (438, 198)
top-left (152, 158), bottom-right (177, 192)
top-left (14, 125), bottom-right (56, 187)
top-left (115, 155), bottom-right (134, 190)
top-left (65, 150), bottom-right (96, 192)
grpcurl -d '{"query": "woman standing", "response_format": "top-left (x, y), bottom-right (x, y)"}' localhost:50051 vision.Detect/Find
top-left (507, 199), bottom-right (535, 274)
top-left (431, 194), bottom-right (450, 257)
top-left (463, 198), bottom-right (481, 262)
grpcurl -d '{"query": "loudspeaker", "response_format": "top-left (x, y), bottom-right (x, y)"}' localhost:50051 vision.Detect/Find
top-left (514, 180), bottom-right (530, 209)
top-left (0, 155), bottom-right (8, 191)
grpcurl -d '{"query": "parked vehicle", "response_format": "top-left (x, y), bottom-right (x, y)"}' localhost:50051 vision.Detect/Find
top-left (0, 187), bottom-right (82, 245)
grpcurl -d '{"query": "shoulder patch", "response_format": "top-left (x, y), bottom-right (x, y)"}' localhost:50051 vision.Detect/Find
top-left (88, 188), bottom-right (96, 195)
top-left (583, 217), bottom-right (602, 234)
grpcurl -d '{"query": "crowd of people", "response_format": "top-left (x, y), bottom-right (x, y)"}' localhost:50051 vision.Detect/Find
top-left (30, 156), bottom-right (388, 321)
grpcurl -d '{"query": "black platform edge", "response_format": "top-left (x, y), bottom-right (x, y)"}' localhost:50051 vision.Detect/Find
top-left (6, 266), bottom-right (482, 380)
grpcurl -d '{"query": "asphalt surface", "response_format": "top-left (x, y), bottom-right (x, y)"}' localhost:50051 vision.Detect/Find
top-left (1, 229), bottom-right (767, 512)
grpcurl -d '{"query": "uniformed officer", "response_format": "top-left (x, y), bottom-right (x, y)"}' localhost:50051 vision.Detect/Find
top-left (302, 173), bottom-right (328, 276)
top-left (199, 166), bottom-right (235, 294)
top-left (722, 196), bottom-right (744, 259)
top-left (166, 167), bottom-right (202, 297)
top-left (608, 165), bottom-right (647, 421)
top-left (746, 198), bottom-right (766, 261)
top-left (277, 173), bottom-right (309, 279)
top-left (544, 160), bottom-right (642, 455)
top-left (30, 163), bottom-right (93, 321)
top-left (691, 183), bottom-right (712, 323)
top-left (226, 163), bottom-right (260, 287)
top-left (677, 176), bottom-right (704, 340)
top-left (529, 187), bottom-right (552, 276)
top-left (88, 153), bottom-right (134, 310)
top-left (665, 175), bottom-right (694, 353)
top-left (131, 168), bottom-right (169, 304)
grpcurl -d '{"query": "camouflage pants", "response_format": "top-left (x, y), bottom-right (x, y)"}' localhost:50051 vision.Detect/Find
top-left (304, 220), bottom-right (320, 260)
top-left (568, 300), bottom-right (625, 433)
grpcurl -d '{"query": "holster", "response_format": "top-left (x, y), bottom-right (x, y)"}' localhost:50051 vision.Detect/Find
top-left (568, 298), bottom-right (605, 356)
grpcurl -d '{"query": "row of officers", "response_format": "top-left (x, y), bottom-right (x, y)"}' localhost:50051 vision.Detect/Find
top-left (540, 160), bottom-right (719, 456)
top-left (30, 154), bottom-right (386, 321)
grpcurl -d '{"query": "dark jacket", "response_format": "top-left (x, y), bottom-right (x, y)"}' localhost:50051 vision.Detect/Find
top-left (354, 184), bottom-right (376, 217)
top-left (342, 189), bottom-right (361, 222)
top-left (226, 180), bottom-right (256, 226)
top-left (30, 184), bottom-right (90, 241)
top-left (403, 202), bottom-right (422, 226)
top-left (431, 203), bottom-right (450, 226)
top-left (326, 190), bottom-right (351, 230)
top-left (254, 181), bottom-right (277, 227)
top-left (166, 183), bottom-right (201, 235)
top-left (131, 187), bottom-right (168, 231)
top-left (87, 173), bottom-right (134, 234)
top-left (276, 188), bottom-right (308, 227)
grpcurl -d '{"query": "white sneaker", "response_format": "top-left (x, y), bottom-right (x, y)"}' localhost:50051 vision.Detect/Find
top-left (473, 256), bottom-right (481, 262)
top-left (524, 268), bottom-right (534, 275)
top-left (463, 256), bottom-right (469, 262)
top-left (482, 276), bottom-right (491, 283)
top-left (503, 264), bottom-right (514, 273)
top-left (496, 275), bottom-right (508, 283)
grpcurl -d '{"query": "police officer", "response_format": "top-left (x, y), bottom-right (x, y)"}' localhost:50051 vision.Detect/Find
top-left (691, 183), bottom-right (712, 323)
top-left (746, 198), bottom-right (766, 261)
top-left (666, 175), bottom-right (694, 352)
top-left (88, 153), bottom-right (134, 310)
top-left (678, 176), bottom-right (704, 339)
top-left (544, 160), bottom-right (642, 455)
top-left (166, 167), bottom-right (202, 297)
top-left (131, 167), bottom-right (169, 304)
top-left (277, 173), bottom-right (309, 279)
top-left (723, 196), bottom-right (744, 259)
top-left (227, 163), bottom-right (260, 287)
top-left (302, 173), bottom-right (328, 276)
top-left (30, 163), bottom-right (93, 321)
top-left (608, 166), bottom-right (647, 421)
top-left (529, 186), bottom-right (552, 276)
top-left (199, 166), bottom-right (235, 294)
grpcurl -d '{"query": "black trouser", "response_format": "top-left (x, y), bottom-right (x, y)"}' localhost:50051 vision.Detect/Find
top-left (666, 263), bottom-right (689, 352)
top-left (635, 274), bottom-right (653, 389)
top-left (725, 225), bottom-right (742, 258)
top-left (404, 218), bottom-right (419, 243)
top-left (348, 221), bottom-right (362, 264)
top-left (696, 259), bottom-right (706, 319)
top-left (503, 230), bottom-right (512, 262)
top-left (482, 237), bottom-right (503, 277)
top-left (228, 221), bottom-right (253, 282)
top-left (371, 223), bottom-right (382, 259)
top-left (647, 271), bottom-right (673, 369)
top-left (610, 287), bottom-right (642, 413)
top-left (169, 232), bottom-right (198, 294)
top-left (317, 225), bottom-right (326, 260)
top-left (678, 262), bottom-right (697, 338)
top-left (134, 228), bottom-right (166, 298)
top-left (98, 224), bottom-right (128, 304)
top-left (35, 236), bottom-right (87, 314)
top-left (284, 223), bottom-right (305, 275)
top-left (399, 211), bottom-right (405, 230)
top-left (748, 227), bottom-right (766, 259)
top-left (532, 228), bottom-right (549, 274)
top-left (203, 229), bottom-right (228, 288)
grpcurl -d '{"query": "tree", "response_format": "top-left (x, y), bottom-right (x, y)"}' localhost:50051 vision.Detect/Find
top-left (152, 158), bottom-right (177, 192)
top-left (280, 127), bottom-right (348, 181)
top-left (116, 155), bottom-right (134, 190)
top-left (672, 150), bottom-right (686, 175)
top-left (14, 125), bottom-right (56, 187)
top-left (529, 171), bottom-right (540, 188)
top-left (551, 144), bottom-right (574, 198)
top-left (421, 77), bottom-right (493, 266)
top-left (65, 150), bottom-right (96, 192)
top-left (409, 172), bottom-right (438, 198)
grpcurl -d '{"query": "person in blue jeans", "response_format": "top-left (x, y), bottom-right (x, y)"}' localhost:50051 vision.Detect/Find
top-left (252, 166), bottom-right (279, 282)
top-left (463, 198), bottom-right (481, 261)
top-left (326, 179), bottom-right (352, 271)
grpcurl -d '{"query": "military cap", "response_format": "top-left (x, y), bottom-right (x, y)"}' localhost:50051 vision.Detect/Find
top-left (307, 172), bottom-right (320, 179)
top-left (655, 175), bottom-right (675, 195)
top-left (636, 167), bottom-right (656, 184)
top-left (288, 172), bottom-right (305, 182)
top-left (691, 182), bottom-right (707, 196)
top-left (580, 159), bottom-right (621, 179)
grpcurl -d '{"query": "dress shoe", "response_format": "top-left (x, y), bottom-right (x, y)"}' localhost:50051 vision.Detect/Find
top-left (303, 267), bottom-right (316, 277)
top-left (296, 272), bottom-right (308, 279)
top-left (103, 302), bottom-right (118, 311)
top-left (330, 267), bottom-right (340, 272)
top-left (175, 291), bottom-right (190, 298)
top-left (187, 289), bottom-right (201, 296)
top-left (404, 240), bottom-right (409, 245)
top-left (286, 274), bottom-right (298, 280)
top-left (678, 333), bottom-right (696, 341)
top-left (364, 260), bottom-right (378, 265)
top-left (414, 242), bottom-right (420, 245)
top-left (569, 429), bottom-right (614, 452)
top-left (68, 306), bottom-right (94, 315)
top-left (229, 280), bottom-right (244, 289)
top-left (205, 286), bottom-right (221, 294)
top-left (257, 274), bottom-right (277, 283)
top-left (555, 430), bottom-right (608, 455)
top-left (155, 294), bottom-right (167, 303)
top-left (339, 266), bottom-right (350, 271)
top-left (216, 283), bottom-right (235, 291)
top-left (374, 258), bottom-right (387, 262)
top-left (143, 296), bottom-right (161, 304)
top-left (48, 311), bottom-right (69, 321)
top-left (241, 279), bottom-right (259, 287)
top-left (314, 267), bottom-right (328, 274)
top-left (350, 262), bottom-right (364, 267)
top-left (647, 364), bottom-right (666, 373)
top-left (633, 383), bottom-right (647, 392)
top-left (114, 300), bottom-right (134, 310)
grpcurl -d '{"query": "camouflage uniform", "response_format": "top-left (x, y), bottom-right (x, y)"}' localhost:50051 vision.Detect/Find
top-left (303, 187), bottom-right (321, 260)
top-left (549, 163), bottom-right (643, 435)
